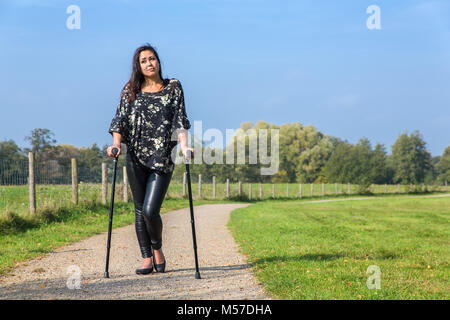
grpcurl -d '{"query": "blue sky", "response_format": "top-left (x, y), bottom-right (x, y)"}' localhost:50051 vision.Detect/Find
top-left (0, 0), bottom-right (449, 156)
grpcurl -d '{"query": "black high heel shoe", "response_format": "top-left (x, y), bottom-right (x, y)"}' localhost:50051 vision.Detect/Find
top-left (152, 248), bottom-right (166, 273)
top-left (135, 259), bottom-right (153, 275)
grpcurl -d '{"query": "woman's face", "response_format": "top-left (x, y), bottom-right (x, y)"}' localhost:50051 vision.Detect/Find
top-left (139, 50), bottom-right (160, 78)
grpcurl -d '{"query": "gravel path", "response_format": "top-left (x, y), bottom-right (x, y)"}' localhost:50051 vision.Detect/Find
top-left (0, 204), bottom-right (270, 300)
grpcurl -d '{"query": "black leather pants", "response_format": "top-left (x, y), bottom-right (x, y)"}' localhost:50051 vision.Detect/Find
top-left (126, 151), bottom-right (173, 258)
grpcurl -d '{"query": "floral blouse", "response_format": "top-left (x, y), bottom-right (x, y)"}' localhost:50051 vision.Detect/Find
top-left (109, 78), bottom-right (191, 173)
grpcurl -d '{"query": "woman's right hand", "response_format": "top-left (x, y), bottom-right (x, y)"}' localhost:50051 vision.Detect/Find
top-left (107, 144), bottom-right (121, 158)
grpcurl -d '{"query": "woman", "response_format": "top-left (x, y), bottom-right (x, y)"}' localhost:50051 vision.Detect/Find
top-left (107, 43), bottom-right (194, 275)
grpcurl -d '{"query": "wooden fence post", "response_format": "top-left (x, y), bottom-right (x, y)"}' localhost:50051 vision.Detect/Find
top-left (238, 181), bottom-right (242, 197)
top-left (286, 184), bottom-right (289, 198)
top-left (123, 166), bottom-right (128, 202)
top-left (226, 178), bottom-right (230, 198)
top-left (272, 184), bottom-right (275, 198)
top-left (259, 183), bottom-right (263, 199)
top-left (322, 183), bottom-right (325, 196)
top-left (28, 152), bottom-right (36, 214)
top-left (311, 183), bottom-right (314, 197)
top-left (71, 158), bottom-right (78, 204)
top-left (102, 163), bottom-right (107, 204)
top-left (299, 183), bottom-right (302, 199)
top-left (249, 183), bottom-right (252, 200)
top-left (347, 183), bottom-right (350, 194)
top-left (384, 183), bottom-right (387, 193)
top-left (335, 183), bottom-right (337, 195)
top-left (212, 176), bottom-right (216, 199)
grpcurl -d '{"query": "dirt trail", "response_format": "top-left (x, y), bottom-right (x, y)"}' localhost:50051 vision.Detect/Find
top-left (0, 204), bottom-right (270, 300)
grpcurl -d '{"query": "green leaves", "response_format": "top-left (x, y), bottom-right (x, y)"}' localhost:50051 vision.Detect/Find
top-left (391, 131), bottom-right (432, 184)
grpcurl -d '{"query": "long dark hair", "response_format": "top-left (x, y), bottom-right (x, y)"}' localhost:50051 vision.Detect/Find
top-left (122, 43), bottom-right (164, 103)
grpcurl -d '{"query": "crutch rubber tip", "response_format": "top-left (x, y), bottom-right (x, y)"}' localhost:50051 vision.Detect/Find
top-left (104, 272), bottom-right (110, 278)
top-left (195, 272), bottom-right (201, 279)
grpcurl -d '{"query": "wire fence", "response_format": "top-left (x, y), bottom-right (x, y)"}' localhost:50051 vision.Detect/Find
top-left (0, 156), bottom-right (126, 215)
top-left (0, 156), bottom-right (448, 217)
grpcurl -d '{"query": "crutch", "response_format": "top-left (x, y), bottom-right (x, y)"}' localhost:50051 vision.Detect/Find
top-left (104, 147), bottom-right (119, 278)
top-left (185, 149), bottom-right (201, 279)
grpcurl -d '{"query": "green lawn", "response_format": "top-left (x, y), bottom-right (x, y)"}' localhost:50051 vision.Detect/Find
top-left (2, 183), bottom-right (447, 217)
top-left (228, 196), bottom-right (450, 300)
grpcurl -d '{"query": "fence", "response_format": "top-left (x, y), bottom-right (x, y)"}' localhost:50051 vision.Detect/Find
top-left (0, 153), bottom-right (448, 216)
top-left (0, 153), bottom-right (128, 215)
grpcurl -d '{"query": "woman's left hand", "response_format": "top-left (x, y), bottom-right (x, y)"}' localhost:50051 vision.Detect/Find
top-left (181, 146), bottom-right (195, 160)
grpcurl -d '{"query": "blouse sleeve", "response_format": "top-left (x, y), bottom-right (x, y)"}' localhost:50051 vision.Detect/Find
top-left (108, 85), bottom-right (131, 144)
top-left (171, 80), bottom-right (191, 135)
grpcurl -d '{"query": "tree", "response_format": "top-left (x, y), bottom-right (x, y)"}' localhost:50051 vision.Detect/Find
top-left (437, 145), bottom-right (450, 185)
top-left (324, 142), bottom-right (354, 183)
top-left (24, 128), bottom-right (57, 162)
top-left (222, 121), bottom-right (278, 183)
top-left (0, 139), bottom-right (27, 184)
top-left (288, 124), bottom-right (335, 183)
top-left (78, 143), bottom-right (103, 183)
top-left (353, 138), bottom-right (373, 187)
top-left (0, 139), bottom-right (26, 161)
top-left (391, 131), bottom-right (432, 184)
top-left (371, 143), bottom-right (388, 184)
top-left (279, 122), bottom-right (304, 182)
top-left (324, 138), bottom-right (389, 187)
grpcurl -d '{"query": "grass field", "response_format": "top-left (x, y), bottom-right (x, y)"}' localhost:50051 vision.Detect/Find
top-left (1, 182), bottom-right (447, 217)
top-left (228, 196), bottom-right (450, 300)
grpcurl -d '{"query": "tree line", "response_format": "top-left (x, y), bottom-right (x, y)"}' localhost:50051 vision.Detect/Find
top-left (183, 121), bottom-right (448, 187)
top-left (0, 124), bottom-right (449, 187)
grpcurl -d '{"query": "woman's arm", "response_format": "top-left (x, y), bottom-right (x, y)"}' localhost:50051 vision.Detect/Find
top-left (107, 132), bottom-right (122, 157)
top-left (177, 129), bottom-right (194, 159)
top-left (112, 132), bottom-right (122, 147)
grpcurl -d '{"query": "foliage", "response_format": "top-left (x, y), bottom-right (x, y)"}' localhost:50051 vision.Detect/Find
top-left (436, 146), bottom-right (450, 184)
top-left (0, 126), bottom-right (445, 186)
top-left (391, 131), bottom-right (432, 184)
